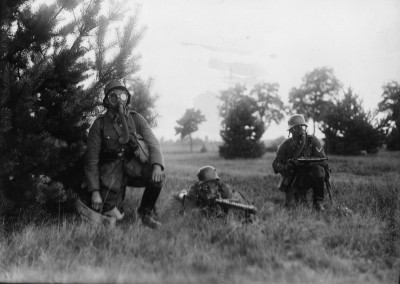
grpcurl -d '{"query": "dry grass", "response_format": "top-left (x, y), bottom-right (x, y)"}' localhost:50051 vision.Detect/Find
top-left (1, 151), bottom-right (399, 283)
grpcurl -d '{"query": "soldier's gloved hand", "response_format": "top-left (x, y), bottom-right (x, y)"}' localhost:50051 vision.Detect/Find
top-left (286, 158), bottom-right (299, 169)
top-left (151, 164), bottom-right (164, 183)
top-left (91, 191), bottom-right (103, 211)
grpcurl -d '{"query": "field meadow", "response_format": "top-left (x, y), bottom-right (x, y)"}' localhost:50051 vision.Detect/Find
top-left (0, 150), bottom-right (399, 283)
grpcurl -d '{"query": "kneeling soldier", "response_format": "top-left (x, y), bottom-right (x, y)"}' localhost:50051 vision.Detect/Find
top-left (272, 114), bottom-right (330, 211)
top-left (82, 79), bottom-right (165, 228)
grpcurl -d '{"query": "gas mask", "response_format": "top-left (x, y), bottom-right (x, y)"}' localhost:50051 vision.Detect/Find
top-left (107, 89), bottom-right (129, 114)
top-left (107, 89), bottom-right (130, 144)
top-left (289, 125), bottom-right (307, 140)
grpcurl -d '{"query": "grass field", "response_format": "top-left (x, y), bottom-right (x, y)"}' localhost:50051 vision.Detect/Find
top-left (1, 151), bottom-right (399, 283)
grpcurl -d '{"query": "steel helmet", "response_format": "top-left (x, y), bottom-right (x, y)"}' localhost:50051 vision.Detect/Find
top-left (197, 165), bottom-right (220, 182)
top-left (287, 114), bottom-right (308, 131)
top-left (103, 79), bottom-right (131, 107)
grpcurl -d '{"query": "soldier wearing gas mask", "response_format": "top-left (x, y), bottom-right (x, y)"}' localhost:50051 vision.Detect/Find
top-left (84, 79), bottom-right (164, 228)
top-left (272, 114), bottom-right (330, 211)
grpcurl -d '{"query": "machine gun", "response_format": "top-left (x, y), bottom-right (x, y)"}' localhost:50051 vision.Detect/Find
top-left (287, 157), bottom-right (333, 203)
top-left (214, 198), bottom-right (258, 215)
top-left (176, 190), bottom-right (258, 215)
top-left (295, 157), bottom-right (328, 165)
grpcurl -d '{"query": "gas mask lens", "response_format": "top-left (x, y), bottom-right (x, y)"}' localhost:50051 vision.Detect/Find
top-left (119, 93), bottom-right (127, 102)
top-left (108, 91), bottom-right (128, 104)
top-left (290, 125), bottom-right (307, 135)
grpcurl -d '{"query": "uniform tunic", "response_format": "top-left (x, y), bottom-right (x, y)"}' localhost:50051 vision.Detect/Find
top-left (185, 179), bottom-right (233, 207)
top-left (272, 134), bottom-right (328, 204)
top-left (272, 134), bottom-right (327, 174)
top-left (183, 179), bottom-right (247, 218)
top-left (84, 109), bottom-right (164, 212)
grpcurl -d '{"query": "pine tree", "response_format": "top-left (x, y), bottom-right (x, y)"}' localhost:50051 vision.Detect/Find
top-left (0, 0), bottom-right (152, 215)
top-left (125, 77), bottom-right (159, 126)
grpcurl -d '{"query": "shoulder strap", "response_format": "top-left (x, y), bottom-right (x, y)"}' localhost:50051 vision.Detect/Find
top-left (99, 115), bottom-right (105, 146)
top-left (127, 111), bottom-right (138, 133)
top-left (293, 134), bottom-right (306, 158)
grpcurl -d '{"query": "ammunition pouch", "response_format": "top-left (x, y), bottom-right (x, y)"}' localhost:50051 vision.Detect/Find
top-left (130, 133), bottom-right (149, 164)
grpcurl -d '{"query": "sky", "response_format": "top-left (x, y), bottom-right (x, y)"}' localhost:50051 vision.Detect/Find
top-left (127, 0), bottom-right (400, 141)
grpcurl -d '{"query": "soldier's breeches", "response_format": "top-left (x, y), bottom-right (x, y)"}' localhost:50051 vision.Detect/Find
top-left (99, 161), bottom-right (125, 212)
top-left (100, 185), bottom-right (125, 213)
top-left (310, 165), bottom-right (325, 203)
top-left (286, 165), bottom-right (325, 206)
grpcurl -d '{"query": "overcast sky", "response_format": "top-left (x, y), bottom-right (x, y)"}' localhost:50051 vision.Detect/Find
top-left (129, 0), bottom-right (400, 141)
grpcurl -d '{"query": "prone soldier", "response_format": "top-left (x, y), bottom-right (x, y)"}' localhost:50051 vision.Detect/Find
top-left (162, 166), bottom-right (256, 220)
top-left (272, 114), bottom-right (330, 211)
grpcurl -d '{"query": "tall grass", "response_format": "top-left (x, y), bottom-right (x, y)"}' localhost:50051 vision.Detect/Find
top-left (0, 151), bottom-right (399, 283)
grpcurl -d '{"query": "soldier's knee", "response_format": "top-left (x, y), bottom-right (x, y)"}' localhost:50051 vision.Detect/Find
top-left (146, 179), bottom-right (163, 190)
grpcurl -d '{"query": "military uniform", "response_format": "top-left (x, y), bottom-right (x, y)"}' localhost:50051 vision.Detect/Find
top-left (183, 179), bottom-right (233, 216)
top-left (272, 115), bottom-right (329, 210)
top-left (161, 165), bottom-right (250, 220)
top-left (84, 106), bottom-right (164, 217)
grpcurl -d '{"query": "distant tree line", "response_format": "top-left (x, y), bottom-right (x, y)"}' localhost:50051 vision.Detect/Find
top-left (218, 67), bottom-right (399, 158)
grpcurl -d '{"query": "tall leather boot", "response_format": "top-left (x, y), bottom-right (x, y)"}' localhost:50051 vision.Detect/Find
top-left (138, 181), bottom-right (162, 228)
top-left (312, 177), bottom-right (325, 211)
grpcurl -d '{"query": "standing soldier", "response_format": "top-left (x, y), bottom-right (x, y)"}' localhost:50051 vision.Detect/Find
top-left (272, 114), bottom-right (330, 211)
top-left (84, 79), bottom-right (165, 228)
